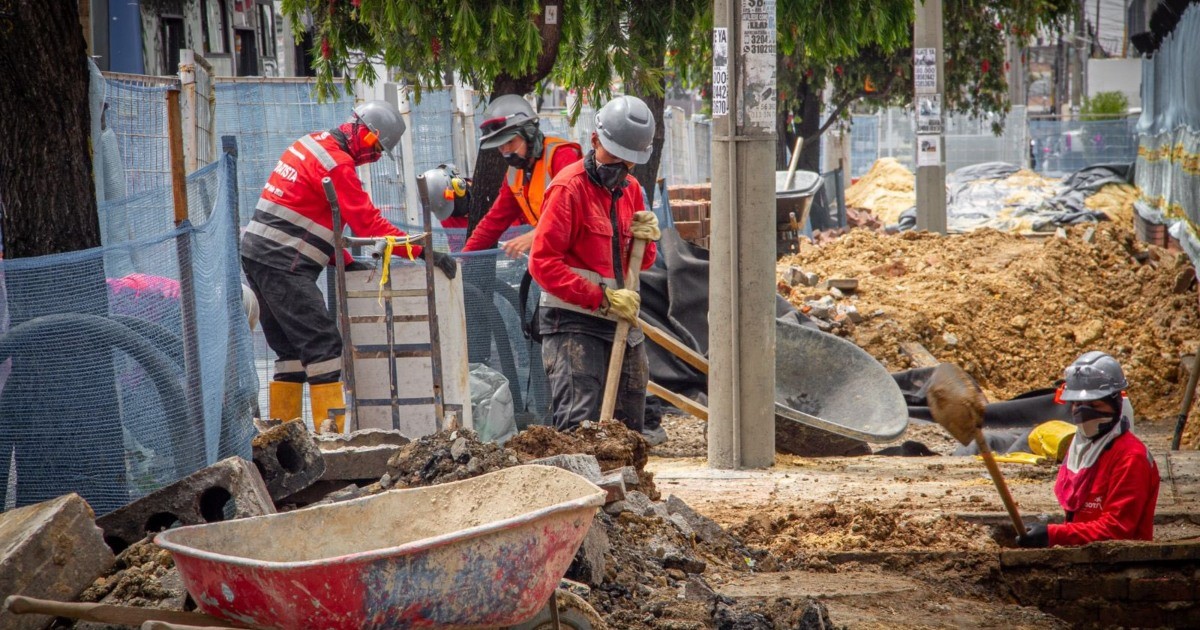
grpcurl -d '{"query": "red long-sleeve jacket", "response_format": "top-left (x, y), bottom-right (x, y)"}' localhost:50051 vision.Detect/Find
top-left (1048, 431), bottom-right (1160, 546)
top-left (462, 140), bottom-right (582, 252)
top-left (529, 160), bottom-right (656, 312)
top-left (242, 129), bottom-right (417, 277)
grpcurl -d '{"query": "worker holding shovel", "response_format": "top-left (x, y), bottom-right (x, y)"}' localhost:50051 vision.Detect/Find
top-left (529, 95), bottom-right (661, 437)
top-left (1016, 351), bottom-right (1160, 547)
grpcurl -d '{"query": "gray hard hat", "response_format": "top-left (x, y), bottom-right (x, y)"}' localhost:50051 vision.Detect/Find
top-left (1060, 351), bottom-right (1128, 401)
top-left (594, 95), bottom-right (655, 164)
top-left (479, 95), bottom-right (538, 150)
top-left (420, 163), bottom-right (469, 221)
top-left (351, 100), bottom-right (406, 158)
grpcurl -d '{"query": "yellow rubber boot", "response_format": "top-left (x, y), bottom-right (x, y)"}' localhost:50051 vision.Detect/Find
top-left (310, 382), bottom-right (347, 433)
top-left (268, 381), bottom-right (304, 422)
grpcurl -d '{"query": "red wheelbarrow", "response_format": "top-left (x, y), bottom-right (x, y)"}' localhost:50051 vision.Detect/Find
top-left (154, 465), bottom-right (605, 629)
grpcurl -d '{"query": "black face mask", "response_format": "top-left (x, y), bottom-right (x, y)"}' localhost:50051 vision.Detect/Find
top-left (1071, 405), bottom-right (1111, 424)
top-left (502, 151), bottom-right (529, 170)
top-left (595, 160), bottom-right (629, 189)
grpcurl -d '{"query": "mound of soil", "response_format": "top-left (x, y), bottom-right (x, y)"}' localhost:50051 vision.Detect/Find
top-left (508, 420), bottom-right (659, 498)
top-left (383, 429), bottom-right (518, 488)
top-left (779, 225), bottom-right (1200, 430)
top-left (77, 540), bottom-right (184, 609)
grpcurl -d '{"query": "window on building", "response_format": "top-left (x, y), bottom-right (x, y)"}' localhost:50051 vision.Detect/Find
top-left (257, 5), bottom-right (276, 59)
top-left (201, 0), bottom-right (229, 55)
top-left (161, 16), bottom-right (184, 73)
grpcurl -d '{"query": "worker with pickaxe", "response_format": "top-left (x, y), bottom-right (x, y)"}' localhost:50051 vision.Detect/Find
top-left (529, 95), bottom-right (661, 439)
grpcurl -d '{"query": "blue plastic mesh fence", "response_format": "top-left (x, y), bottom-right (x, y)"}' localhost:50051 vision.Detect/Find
top-left (103, 75), bottom-right (177, 195)
top-left (214, 81), bottom-right (356, 224)
top-left (1028, 117), bottom-right (1139, 176)
top-left (0, 151), bottom-right (257, 516)
top-left (408, 88), bottom-right (457, 176)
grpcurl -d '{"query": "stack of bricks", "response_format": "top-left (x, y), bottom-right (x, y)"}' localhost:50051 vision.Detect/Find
top-left (1134, 213), bottom-right (1182, 252)
top-left (667, 183), bottom-right (712, 248)
top-left (1000, 540), bottom-right (1200, 627)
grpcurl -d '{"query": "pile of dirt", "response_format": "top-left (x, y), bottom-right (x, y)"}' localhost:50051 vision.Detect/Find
top-left (1086, 182), bottom-right (1139, 225)
top-left (382, 428), bottom-right (518, 489)
top-left (508, 420), bottom-right (659, 499)
top-left (733, 502), bottom-right (998, 560)
top-left (76, 540), bottom-right (185, 609)
top-left (778, 224), bottom-right (1200, 425)
top-left (845, 158), bottom-right (915, 224)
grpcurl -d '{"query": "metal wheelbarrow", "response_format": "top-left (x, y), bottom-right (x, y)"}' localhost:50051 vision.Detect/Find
top-left (155, 465), bottom-right (605, 629)
top-left (774, 321), bottom-right (909, 456)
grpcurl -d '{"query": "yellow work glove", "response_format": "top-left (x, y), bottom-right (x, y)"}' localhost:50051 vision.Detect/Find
top-left (631, 211), bottom-right (661, 242)
top-left (602, 286), bottom-right (641, 325)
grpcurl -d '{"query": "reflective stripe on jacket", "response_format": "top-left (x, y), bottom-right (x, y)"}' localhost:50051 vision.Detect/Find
top-left (242, 131), bottom-right (411, 276)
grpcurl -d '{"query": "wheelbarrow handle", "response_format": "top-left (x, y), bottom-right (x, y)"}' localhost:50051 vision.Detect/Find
top-left (142, 622), bottom-right (244, 630)
top-left (4, 595), bottom-right (245, 628)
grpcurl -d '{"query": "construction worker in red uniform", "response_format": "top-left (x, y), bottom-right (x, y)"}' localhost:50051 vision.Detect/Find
top-left (242, 100), bottom-right (457, 432)
top-left (529, 95), bottom-right (662, 436)
top-left (462, 95), bottom-right (582, 257)
top-left (1016, 351), bottom-right (1160, 547)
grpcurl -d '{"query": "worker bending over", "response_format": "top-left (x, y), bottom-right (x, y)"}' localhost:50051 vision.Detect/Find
top-left (242, 100), bottom-right (456, 432)
top-left (1017, 351), bottom-right (1160, 547)
top-left (529, 95), bottom-right (661, 436)
top-left (461, 95), bottom-right (582, 256)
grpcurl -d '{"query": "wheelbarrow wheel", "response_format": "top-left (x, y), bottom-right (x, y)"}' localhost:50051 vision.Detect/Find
top-left (510, 590), bottom-right (605, 630)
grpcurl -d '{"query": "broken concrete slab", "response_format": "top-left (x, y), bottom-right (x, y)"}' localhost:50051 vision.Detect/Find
top-left (666, 494), bottom-right (728, 545)
top-left (567, 519), bottom-right (610, 587)
top-left (528, 454), bottom-right (603, 484)
top-left (320, 445), bottom-right (401, 482)
top-left (312, 428), bottom-right (410, 451)
top-left (97, 457), bottom-right (274, 554)
top-left (597, 473), bottom-right (626, 504)
top-left (0, 494), bottom-right (115, 630)
top-left (252, 420), bottom-right (327, 501)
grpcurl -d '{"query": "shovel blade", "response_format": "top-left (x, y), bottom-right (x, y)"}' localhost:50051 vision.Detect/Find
top-left (927, 363), bottom-right (987, 446)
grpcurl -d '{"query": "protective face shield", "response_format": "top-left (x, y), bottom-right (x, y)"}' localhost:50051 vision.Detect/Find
top-left (479, 94), bottom-right (538, 150)
top-left (419, 163), bottom-right (470, 221)
top-left (594, 95), bottom-right (655, 164)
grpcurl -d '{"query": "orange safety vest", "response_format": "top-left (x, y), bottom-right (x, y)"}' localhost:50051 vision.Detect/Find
top-left (505, 136), bottom-right (581, 226)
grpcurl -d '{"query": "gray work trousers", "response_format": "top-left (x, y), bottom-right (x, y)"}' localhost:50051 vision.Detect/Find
top-left (542, 331), bottom-right (648, 433)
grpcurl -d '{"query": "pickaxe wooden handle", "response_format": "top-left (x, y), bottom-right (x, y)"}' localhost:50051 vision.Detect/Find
top-left (599, 238), bottom-right (648, 423)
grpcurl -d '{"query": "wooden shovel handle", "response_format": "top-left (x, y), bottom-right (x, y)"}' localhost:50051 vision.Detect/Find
top-left (599, 238), bottom-right (648, 424)
top-left (974, 429), bottom-right (1025, 535)
top-left (5, 595), bottom-right (243, 628)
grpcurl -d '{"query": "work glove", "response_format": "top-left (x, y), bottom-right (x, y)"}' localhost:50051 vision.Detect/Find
top-left (1015, 524), bottom-right (1049, 548)
top-left (430, 250), bottom-right (458, 279)
top-left (602, 286), bottom-right (641, 325)
top-left (631, 211), bottom-right (661, 242)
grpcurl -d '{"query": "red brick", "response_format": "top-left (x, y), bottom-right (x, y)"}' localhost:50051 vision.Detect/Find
top-left (675, 221), bottom-right (704, 241)
top-left (671, 200), bottom-right (703, 222)
top-left (1101, 604), bottom-right (1164, 628)
top-left (1128, 577), bottom-right (1194, 602)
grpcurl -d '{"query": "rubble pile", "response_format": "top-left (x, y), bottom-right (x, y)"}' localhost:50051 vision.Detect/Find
top-left (778, 225), bottom-right (1200, 424)
top-left (845, 157), bottom-right (916, 224)
top-left (75, 540), bottom-right (186, 610)
top-left (507, 420), bottom-right (659, 498)
top-left (381, 428), bottom-right (517, 489)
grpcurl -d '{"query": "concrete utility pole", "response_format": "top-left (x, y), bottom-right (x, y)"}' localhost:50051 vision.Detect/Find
top-left (1071, 2), bottom-right (1084, 110)
top-left (708, 0), bottom-right (778, 469)
top-left (913, 0), bottom-right (946, 233)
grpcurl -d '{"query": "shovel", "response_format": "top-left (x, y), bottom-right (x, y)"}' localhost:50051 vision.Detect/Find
top-left (599, 237), bottom-right (648, 424)
top-left (926, 363), bottom-right (1026, 535)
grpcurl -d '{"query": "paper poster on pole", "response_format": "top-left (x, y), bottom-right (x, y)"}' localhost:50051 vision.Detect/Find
top-left (739, 0), bottom-right (776, 129)
top-left (917, 135), bottom-right (941, 166)
top-left (915, 47), bottom-right (937, 94)
top-left (916, 94), bottom-right (942, 134)
top-left (712, 28), bottom-right (729, 118)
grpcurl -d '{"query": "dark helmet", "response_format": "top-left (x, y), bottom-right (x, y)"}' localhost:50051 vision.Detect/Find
top-left (478, 95), bottom-right (538, 150)
top-left (1060, 351), bottom-right (1128, 402)
top-left (351, 100), bottom-right (406, 158)
top-left (594, 95), bottom-right (655, 164)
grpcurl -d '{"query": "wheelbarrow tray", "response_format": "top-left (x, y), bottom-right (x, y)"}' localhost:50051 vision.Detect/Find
top-left (155, 465), bottom-right (605, 630)
top-left (774, 321), bottom-right (909, 443)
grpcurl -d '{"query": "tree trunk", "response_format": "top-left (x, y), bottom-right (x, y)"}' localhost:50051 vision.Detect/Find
top-left (466, 0), bottom-right (564, 236)
top-left (0, 0), bottom-right (100, 258)
top-left (630, 90), bottom-right (666, 210)
top-left (794, 82), bottom-right (822, 174)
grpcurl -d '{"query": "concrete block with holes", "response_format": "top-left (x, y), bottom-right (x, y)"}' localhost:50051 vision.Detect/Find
top-left (252, 420), bottom-right (327, 501)
top-left (0, 494), bottom-right (115, 630)
top-left (96, 457), bottom-right (274, 553)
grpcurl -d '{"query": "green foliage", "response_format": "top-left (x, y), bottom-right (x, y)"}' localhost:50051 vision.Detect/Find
top-left (1080, 91), bottom-right (1130, 120)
